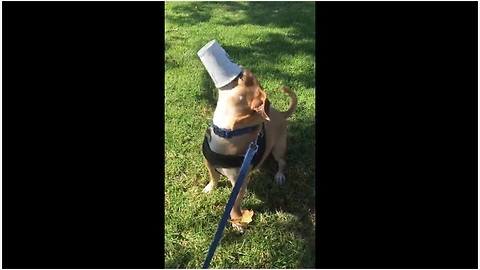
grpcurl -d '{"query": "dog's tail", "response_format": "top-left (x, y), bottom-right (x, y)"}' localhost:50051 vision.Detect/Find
top-left (279, 86), bottom-right (297, 119)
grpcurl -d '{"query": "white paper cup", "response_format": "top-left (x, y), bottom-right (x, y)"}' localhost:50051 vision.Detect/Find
top-left (197, 40), bottom-right (242, 88)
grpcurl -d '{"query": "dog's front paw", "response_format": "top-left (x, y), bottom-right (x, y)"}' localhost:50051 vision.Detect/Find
top-left (230, 222), bottom-right (246, 234)
top-left (202, 182), bottom-right (217, 193)
top-left (274, 172), bottom-right (286, 184)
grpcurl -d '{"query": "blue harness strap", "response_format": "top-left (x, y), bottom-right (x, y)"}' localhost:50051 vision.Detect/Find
top-left (211, 123), bottom-right (259, 139)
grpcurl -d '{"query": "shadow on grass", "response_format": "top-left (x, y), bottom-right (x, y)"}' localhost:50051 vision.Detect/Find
top-left (196, 31), bottom-right (315, 109)
top-left (221, 33), bottom-right (315, 88)
top-left (235, 118), bottom-right (316, 268)
top-left (165, 45), bottom-right (181, 70)
top-left (165, 250), bottom-right (194, 269)
top-left (187, 1), bottom-right (315, 110)
top-left (166, 2), bottom-right (315, 38)
top-left (197, 70), bottom-right (217, 109)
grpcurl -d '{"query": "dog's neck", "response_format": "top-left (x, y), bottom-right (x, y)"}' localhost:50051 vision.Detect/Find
top-left (218, 79), bottom-right (238, 91)
top-left (212, 80), bottom-right (241, 129)
top-left (209, 79), bottom-right (263, 155)
top-left (213, 96), bottom-right (263, 131)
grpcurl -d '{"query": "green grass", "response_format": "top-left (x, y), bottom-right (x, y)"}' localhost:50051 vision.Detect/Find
top-left (165, 2), bottom-right (316, 268)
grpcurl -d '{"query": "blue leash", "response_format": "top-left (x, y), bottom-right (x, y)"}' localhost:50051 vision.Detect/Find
top-left (202, 141), bottom-right (259, 269)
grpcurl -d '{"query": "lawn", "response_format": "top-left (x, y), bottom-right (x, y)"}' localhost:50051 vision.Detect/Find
top-left (165, 2), bottom-right (316, 268)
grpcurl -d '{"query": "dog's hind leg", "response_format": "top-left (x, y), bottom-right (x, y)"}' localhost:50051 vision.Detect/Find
top-left (272, 134), bottom-right (287, 184)
top-left (203, 159), bottom-right (220, 193)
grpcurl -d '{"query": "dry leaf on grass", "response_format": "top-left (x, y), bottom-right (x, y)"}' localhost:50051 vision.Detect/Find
top-left (228, 209), bottom-right (254, 227)
top-left (240, 209), bottom-right (254, 223)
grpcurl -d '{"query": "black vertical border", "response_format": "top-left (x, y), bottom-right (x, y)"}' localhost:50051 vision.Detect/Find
top-left (3, 1), bottom-right (165, 268)
top-left (317, 1), bottom-right (477, 269)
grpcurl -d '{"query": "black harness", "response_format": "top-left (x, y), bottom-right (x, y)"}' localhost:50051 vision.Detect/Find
top-left (202, 123), bottom-right (266, 169)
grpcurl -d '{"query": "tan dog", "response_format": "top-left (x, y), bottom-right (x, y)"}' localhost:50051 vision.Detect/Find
top-left (202, 68), bottom-right (297, 231)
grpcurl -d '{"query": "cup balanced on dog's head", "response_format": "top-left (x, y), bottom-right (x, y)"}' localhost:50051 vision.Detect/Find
top-left (197, 40), bottom-right (243, 88)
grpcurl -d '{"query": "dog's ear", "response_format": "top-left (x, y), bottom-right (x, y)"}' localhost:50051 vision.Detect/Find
top-left (238, 69), bottom-right (270, 121)
top-left (250, 88), bottom-right (270, 121)
top-left (264, 98), bottom-right (271, 116)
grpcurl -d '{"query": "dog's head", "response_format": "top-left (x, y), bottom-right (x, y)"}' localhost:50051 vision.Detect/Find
top-left (236, 69), bottom-right (271, 122)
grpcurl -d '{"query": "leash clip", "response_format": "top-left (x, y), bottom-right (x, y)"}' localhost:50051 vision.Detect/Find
top-left (248, 141), bottom-right (259, 152)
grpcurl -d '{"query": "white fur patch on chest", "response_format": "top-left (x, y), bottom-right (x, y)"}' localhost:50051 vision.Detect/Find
top-left (209, 134), bottom-right (227, 153)
top-left (212, 90), bottom-right (244, 129)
